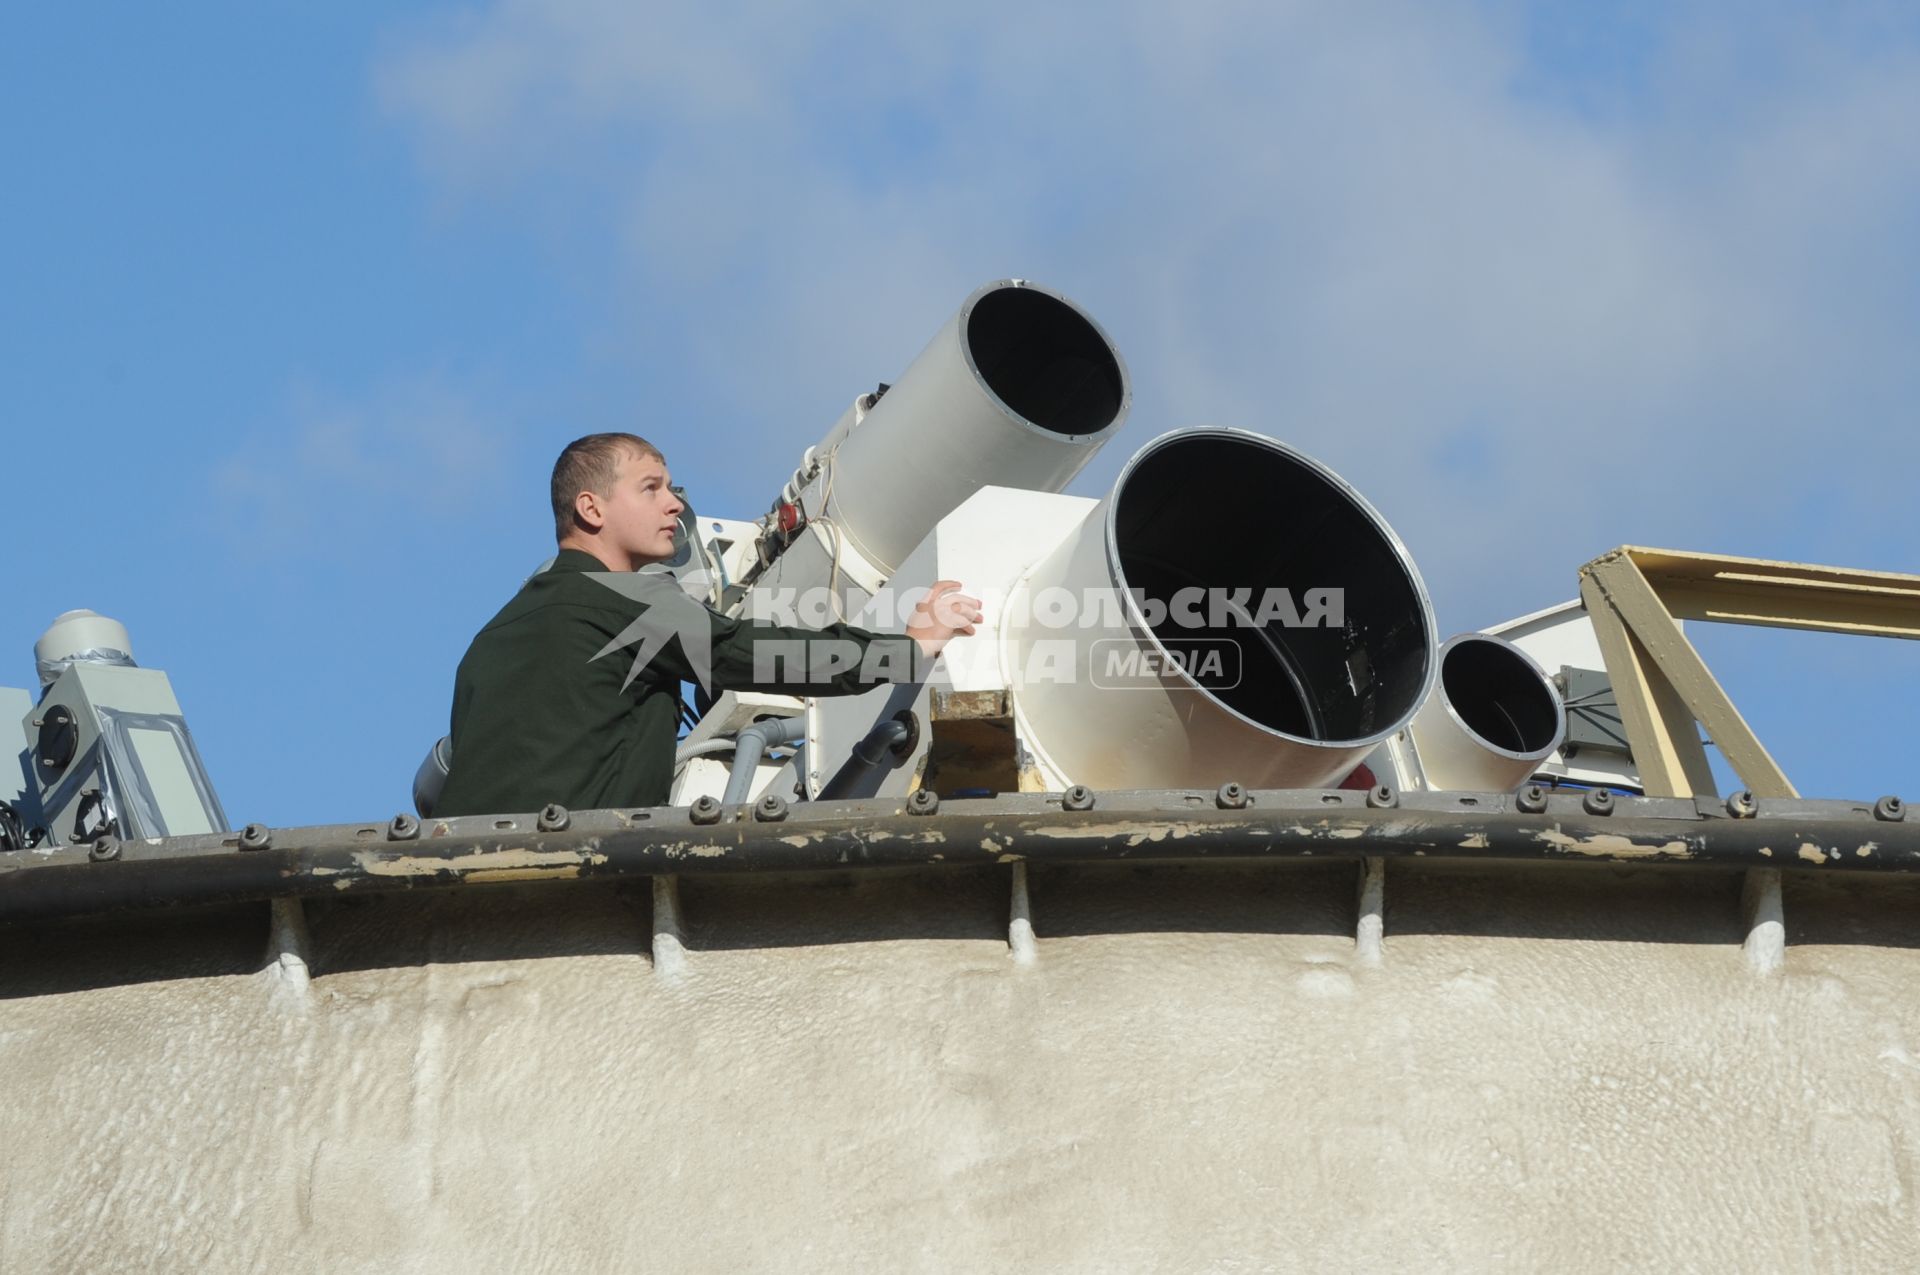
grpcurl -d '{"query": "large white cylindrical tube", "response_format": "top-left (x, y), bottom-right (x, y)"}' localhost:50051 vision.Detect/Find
top-left (1002, 429), bottom-right (1437, 791)
top-left (822, 279), bottom-right (1129, 577)
top-left (1407, 633), bottom-right (1566, 792)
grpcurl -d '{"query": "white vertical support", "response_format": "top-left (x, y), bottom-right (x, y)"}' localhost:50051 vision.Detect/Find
top-left (265, 896), bottom-right (313, 997)
top-left (652, 875), bottom-right (689, 979)
top-left (1008, 862), bottom-right (1037, 965)
top-left (1742, 868), bottom-right (1785, 975)
top-left (1355, 857), bottom-right (1385, 966)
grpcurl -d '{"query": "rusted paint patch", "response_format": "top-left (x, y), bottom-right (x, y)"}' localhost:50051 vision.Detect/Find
top-left (1533, 829), bottom-right (1693, 860)
top-left (1857, 842), bottom-right (1878, 858)
top-left (667, 843), bottom-right (731, 859)
top-left (1798, 843), bottom-right (1827, 864)
top-left (466, 866), bottom-right (582, 884)
top-left (1026, 822), bottom-right (1182, 842)
top-left (354, 847), bottom-right (607, 879)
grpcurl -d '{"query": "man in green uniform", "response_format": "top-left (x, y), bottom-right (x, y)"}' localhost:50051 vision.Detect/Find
top-left (437, 433), bottom-right (979, 816)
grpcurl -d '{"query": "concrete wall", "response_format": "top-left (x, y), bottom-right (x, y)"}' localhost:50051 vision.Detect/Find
top-left (3, 861), bottom-right (1918, 1272)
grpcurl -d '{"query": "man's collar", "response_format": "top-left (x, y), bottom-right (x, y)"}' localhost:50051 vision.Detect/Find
top-left (551, 548), bottom-right (614, 574)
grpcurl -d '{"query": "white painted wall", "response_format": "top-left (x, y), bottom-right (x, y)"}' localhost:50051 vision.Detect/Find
top-left (3, 862), bottom-right (1917, 1271)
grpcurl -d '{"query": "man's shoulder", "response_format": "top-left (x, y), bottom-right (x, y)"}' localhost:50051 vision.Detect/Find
top-left (479, 565), bottom-right (681, 632)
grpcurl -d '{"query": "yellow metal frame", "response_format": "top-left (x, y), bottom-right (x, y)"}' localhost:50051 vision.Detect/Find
top-left (1578, 547), bottom-right (1920, 801)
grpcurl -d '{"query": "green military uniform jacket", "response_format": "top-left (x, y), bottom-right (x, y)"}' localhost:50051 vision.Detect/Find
top-left (437, 549), bottom-right (922, 816)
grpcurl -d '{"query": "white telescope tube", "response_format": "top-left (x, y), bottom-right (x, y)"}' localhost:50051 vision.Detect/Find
top-left (1002, 429), bottom-right (1438, 792)
top-left (1407, 633), bottom-right (1566, 792)
top-left (810, 279), bottom-right (1129, 580)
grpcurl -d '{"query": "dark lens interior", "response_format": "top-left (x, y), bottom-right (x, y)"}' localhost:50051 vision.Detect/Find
top-left (1441, 639), bottom-right (1561, 755)
top-left (965, 287), bottom-right (1124, 437)
top-left (1113, 436), bottom-right (1431, 742)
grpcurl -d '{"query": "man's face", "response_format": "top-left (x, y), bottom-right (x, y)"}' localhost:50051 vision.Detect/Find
top-left (597, 450), bottom-right (685, 567)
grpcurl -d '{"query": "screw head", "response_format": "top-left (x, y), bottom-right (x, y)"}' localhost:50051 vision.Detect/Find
top-left (1516, 785), bottom-right (1548, 815)
top-left (537, 803), bottom-right (571, 833)
top-left (239, 822), bottom-right (273, 851)
top-left (689, 795), bottom-right (723, 826)
top-left (1583, 788), bottom-right (1616, 816)
top-left (1062, 785), bottom-right (1095, 812)
top-left (1874, 794), bottom-right (1905, 823)
top-left (907, 789), bottom-right (940, 816)
top-left (754, 793), bottom-right (790, 822)
top-left (1726, 791), bottom-right (1757, 819)
top-left (388, 813), bottom-right (421, 842)
top-left (1215, 782), bottom-right (1249, 810)
top-left (88, 836), bottom-right (120, 862)
top-left (1366, 784), bottom-right (1398, 810)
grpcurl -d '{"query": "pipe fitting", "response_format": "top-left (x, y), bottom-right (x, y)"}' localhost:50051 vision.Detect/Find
top-left (722, 716), bottom-right (808, 807)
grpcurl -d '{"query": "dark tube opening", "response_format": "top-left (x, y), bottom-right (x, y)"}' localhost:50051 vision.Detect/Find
top-left (965, 287), bottom-right (1124, 437)
top-left (1113, 435), bottom-right (1432, 743)
top-left (1441, 638), bottom-right (1561, 756)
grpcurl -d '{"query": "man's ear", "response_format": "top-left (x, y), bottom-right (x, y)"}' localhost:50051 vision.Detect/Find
top-left (574, 489), bottom-right (605, 531)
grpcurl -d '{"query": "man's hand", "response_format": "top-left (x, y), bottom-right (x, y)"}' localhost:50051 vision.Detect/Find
top-left (907, 580), bottom-right (983, 659)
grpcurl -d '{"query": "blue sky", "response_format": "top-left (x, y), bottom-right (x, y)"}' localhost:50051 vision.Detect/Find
top-left (5, 2), bottom-right (1917, 826)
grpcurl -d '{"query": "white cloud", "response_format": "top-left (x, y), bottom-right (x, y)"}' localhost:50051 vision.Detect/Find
top-left (375, 0), bottom-right (1920, 632)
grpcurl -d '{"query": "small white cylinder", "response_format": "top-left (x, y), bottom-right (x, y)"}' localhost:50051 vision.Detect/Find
top-left (822, 279), bottom-right (1129, 577)
top-left (1407, 633), bottom-right (1566, 792)
top-left (35, 610), bottom-right (134, 689)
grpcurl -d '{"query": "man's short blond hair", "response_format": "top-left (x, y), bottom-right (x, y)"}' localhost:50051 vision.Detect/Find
top-left (551, 432), bottom-right (665, 541)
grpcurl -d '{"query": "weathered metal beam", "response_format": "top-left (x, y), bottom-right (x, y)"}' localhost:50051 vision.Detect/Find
top-left (2, 790), bottom-right (1914, 924)
top-left (1586, 551), bottom-right (1797, 798)
top-left (1578, 571), bottom-right (1717, 798)
top-left (1625, 546), bottom-right (1920, 639)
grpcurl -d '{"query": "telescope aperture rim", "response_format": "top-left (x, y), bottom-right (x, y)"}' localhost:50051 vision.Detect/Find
top-left (1100, 425), bottom-right (1439, 752)
top-left (1430, 632), bottom-right (1568, 762)
top-left (957, 278), bottom-right (1132, 445)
